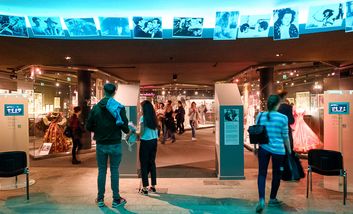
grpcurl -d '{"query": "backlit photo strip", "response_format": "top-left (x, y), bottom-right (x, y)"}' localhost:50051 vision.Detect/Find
top-left (346, 1), bottom-right (353, 32)
top-left (213, 11), bottom-right (239, 40)
top-left (29, 16), bottom-right (64, 36)
top-left (237, 15), bottom-right (270, 38)
top-left (99, 17), bottom-right (131, 37)
top-left (173, 17), bottom-right (204, 38)
top-left (64, 18), bottom-right (98, 36)
top-left (132, 17), bottom-right (162, 39)
top-left (273, 8), bottom-right (299, 40)
top-left (306, 3), bottom-right (344, 29)
top-left (0, 15), bottom-right (28, 37)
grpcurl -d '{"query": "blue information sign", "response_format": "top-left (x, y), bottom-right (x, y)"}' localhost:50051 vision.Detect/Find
top-left (4, 104), bottom-right (24, 116)
top-left (328, 102), bottom-right (350, 115)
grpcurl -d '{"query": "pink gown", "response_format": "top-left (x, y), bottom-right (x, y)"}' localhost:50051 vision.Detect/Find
top-left (292, 110), bottom-right (323, 153)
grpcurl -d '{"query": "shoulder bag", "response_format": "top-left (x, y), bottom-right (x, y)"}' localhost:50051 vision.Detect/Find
top-left (248, 112), bottom-right (269, 144)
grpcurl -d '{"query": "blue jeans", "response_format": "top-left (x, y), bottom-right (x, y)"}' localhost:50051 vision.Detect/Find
top-left (190, 120), bottom-right (196, 138)
top-left (257, 147), bottom-right (285, 200)
top-left (96, 143), bottom-right (122, 200)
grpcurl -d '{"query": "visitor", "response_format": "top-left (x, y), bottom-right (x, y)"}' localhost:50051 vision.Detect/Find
top-left (175, 101), bottom-right (185, 134)
top-left (188, 102), bottom-right (200, 141)
top-left (139, 100), bottom-right (159, 195)
top-left (69, 106), bottom-right (84, 164)
top-left (255, 95), bottom-right (291, 213)
top-left (86, 83), bottom-right (130, 208)
top-left (277, 91), bottom-right (295, 151)
top-left (162, 100), bottom-right (176, 143)
top-left (156, 102), bottom-right (165, 139)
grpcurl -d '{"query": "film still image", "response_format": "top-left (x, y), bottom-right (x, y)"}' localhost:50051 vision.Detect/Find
top-left (29, 16), bottom-right (63, 36)
top-left (133, 17), bottom-right (162, 39)
top-left (306, 3), bottom-right (344, 29)
top-left (224, 109), bottom-right (239, 122)
top-left (99, 17), bottom-right (131, 37)
top-left (0, 15), bottom-right (28, 37)
top-left (237, 15), bottom-right (270, 38)
top-left (347, 1), bottom-right (353, 32)
top-left (64, 18), bottom-right (98, 36)
top-left (213, 11), bottom-right (239, 40)
top-left (273, 8), bottom-right (299, 40)
top-left (173, 17), bottom-right (204, 37)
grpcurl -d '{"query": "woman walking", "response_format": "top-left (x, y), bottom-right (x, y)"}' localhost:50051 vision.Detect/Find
top-left (175, 101), bottom-right (185, 134)
top-left (139, 100), bottom-right (159, 195)
top-left (188, 102), bottom-right (200, 141)
top-left (255, 95), bottom-right (291, 213)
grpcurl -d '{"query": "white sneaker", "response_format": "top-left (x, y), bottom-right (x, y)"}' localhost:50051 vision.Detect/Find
top-left (192, 137), bottom-right (197, 141)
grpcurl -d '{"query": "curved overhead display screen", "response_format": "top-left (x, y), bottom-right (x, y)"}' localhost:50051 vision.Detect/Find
top-left (0, 0), bottom-right (349, 40)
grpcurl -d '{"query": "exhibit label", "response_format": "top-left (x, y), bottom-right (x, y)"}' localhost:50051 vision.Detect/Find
top-left (4, 104), bottom-right (24, 116)
top-left (329, 102), bottom-right (350, 115)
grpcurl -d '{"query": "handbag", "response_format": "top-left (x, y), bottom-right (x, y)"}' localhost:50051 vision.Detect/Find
top-left (282, 152), bottom-right (305, 181)
top-left (248, 112), bottom-right (269, 144)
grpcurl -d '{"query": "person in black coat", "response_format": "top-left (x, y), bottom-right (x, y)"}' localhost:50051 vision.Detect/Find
top-left (278, 91), bottom-right (295, 151)
top-left (175, 101), bottom-right (185, 134)
top-left (278, 90), bottom-right (304, 181)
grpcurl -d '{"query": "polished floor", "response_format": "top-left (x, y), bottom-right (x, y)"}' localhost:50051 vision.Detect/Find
top-left (1, 129), bottom-right (352, 213)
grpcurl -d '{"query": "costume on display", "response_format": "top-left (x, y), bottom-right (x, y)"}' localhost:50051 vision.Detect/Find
top-left (42, 112), bottom-right (71, 153)
top-left (292, 110), bottom-right (323, 153)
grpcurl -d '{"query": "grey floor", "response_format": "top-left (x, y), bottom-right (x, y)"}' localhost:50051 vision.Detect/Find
top-left (1, 129), bottom-right (352, 213)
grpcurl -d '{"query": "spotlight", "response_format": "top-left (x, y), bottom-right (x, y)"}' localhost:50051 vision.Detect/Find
top-left (65, 56), bottom-right (72, 60)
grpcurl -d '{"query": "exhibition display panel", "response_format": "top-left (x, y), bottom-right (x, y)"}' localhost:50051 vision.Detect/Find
top-left (323, 90), bottom-right (353, 193)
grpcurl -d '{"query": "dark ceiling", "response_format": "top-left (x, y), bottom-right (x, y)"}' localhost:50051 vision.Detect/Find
top-left (0, 30), bottom-right (353, 86)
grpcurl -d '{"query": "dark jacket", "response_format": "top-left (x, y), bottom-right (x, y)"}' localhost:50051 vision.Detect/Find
top-left (86, 97), bottom-right (129, 144)
top-left (69, 114), bottom-right (84, 140)
top-left (175, 107), bottom-right (185, 121)
top-left (278, 103), bottom-right (295, 150)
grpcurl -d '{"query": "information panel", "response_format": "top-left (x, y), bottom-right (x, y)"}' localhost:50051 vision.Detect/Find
top-left (328, 102), bottom-right (350, 115)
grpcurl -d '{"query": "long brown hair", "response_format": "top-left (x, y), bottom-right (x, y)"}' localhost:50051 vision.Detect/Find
top-left (141, 100), bottom-right (158, 129)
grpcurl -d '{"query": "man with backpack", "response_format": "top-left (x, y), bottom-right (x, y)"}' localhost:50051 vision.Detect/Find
top-left (86, 83), bottom-right (130, 208)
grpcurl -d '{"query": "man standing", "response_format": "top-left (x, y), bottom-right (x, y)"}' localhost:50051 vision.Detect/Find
top-left (86, 83), bottom-right (130, 208)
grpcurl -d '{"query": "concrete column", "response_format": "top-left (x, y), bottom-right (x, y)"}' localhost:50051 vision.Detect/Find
top-left (77, 70), bottom-right (91, 149)
top-left (258, 67), bottom-right (274, 110)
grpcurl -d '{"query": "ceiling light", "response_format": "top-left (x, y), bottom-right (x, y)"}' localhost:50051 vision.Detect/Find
top-left (331, 72), bottom-right (335, 76)
top-left (195, 91), bottom-right (198, 95)
top-left (276, 81), bottom-right (280, 84)
top-left (291, 82), bottom-right (295, 86)
top-left (58, 91), bottom-right (62, 95)
top-left (183, 91), bottom-right (186, 94)
top-left (290, 72), bottom-right (294, 76)
top-left (114, 80), bottom-right (118, 84)
top-left (55, 82), bottom-right (60, 87)
top-left (105, 80), bottom-right (109, 83)
top-left (162, 91), bottom-right (166, 95)
top-left (67, 77), bottom-right (71, 82)
top-left (276, 53), bottom-right (283, 57)
top-left (65, 56), bottom-right (71, 60)
top-left (40, 82), bottom-right (45, 86)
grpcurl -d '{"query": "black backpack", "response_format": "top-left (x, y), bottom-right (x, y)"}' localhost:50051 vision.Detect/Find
top-left (248, 112), bottom-right (269, 144)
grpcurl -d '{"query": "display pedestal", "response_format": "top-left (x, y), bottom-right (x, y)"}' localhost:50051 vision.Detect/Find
top-left (323, 90), bottom-right (353, 193)
top-left (0, 94), bottom-right (36, 190)
top-left (215, 83), bottom-right (244, 180)
top-left (114, 84), bottom-right (140, 177)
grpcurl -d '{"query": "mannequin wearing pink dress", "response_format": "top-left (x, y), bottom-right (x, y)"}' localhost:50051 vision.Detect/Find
top-left (291, 108), bottom-right (323, 153)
